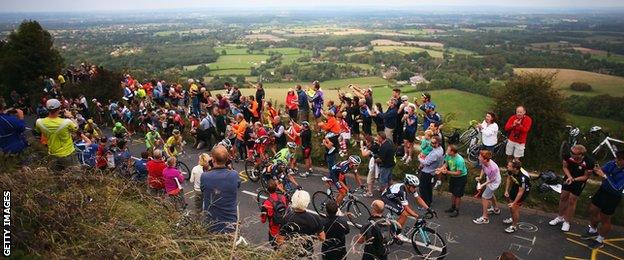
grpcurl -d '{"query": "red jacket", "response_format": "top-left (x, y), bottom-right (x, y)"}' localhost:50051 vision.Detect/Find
top-left (504, 115), bottom-right (532, 144)
top-left (261, 192), bottom-right (288, 236)
top-left (147, 159), bottom-right (166, 189)
top-left (286, 93), bottom-right (298, 110)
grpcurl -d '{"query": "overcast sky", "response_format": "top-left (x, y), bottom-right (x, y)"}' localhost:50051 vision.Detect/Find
top-left (2, 0), bottom-right (624, 12)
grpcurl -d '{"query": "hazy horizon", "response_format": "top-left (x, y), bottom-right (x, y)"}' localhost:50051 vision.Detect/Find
top-left (2, 0), bottom-right (624, 13)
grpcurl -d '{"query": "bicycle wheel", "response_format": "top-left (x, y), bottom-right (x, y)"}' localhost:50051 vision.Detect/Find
top-left (245, 160), bottom-right (260, 182)
top-left (346, 200), bottom-right (371, 229)
top-left (411, 227), bottom-right (447, 259)
top-left (458, 128), bottom-right (477, 148)
top-left (592, 145), bottom-right (612, 165)
top-left (312, 191), bottom-right (334, 218)
top-left (256, 189), bottom-right (270, 208)
top-left (177, 161), bottom-right (192, 181)
top-left (466, 144), bottom-right (479, 165)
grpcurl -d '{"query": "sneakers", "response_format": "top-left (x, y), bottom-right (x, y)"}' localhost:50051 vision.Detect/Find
top-left (487, 207), bottom-right (501, 215)
top-left (397, 233), bottom-right (410, 243)
top-left (549, 216), bottom-right (565, 226)
top-left (581, 230), bottom-right (598, 240)
top-left (505, 225), bottom-right (518, 233)
top-left (503, 217), bottom-right (513, 224)
top-left (561, 222), bottom-right (570, 232)
top-left (473, 216), bottom-right (489, 224)
top-left (449, 209), bottom-right (459, 218)
top-left (433, 180), bottom-right (442, 190)
top-left (587, 239), bottom-right (604, 249)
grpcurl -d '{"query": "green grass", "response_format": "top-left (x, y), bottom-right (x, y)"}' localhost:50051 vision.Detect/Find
top-left (260, 76), bottom-right (387, 89)
top-left (208, 69), bottom-right (251, 76)
top-left (590, 53), bottom-right (624, 64)
top-left (372, 46), bottom-right (444, 58)
top-left (515, 68), bottom-right (624, 97)
top-left (398, 29), bottom-right (427, 35)
top-left (336, 62), bottom-right (374, 70)
top-left (214, 46), bottom-right (255, 55)
top-left (446, 47), bottom-right (476, 55)
top-left (185, 54), bottom-right (269, 71)
top-left (567, 114), bottom-right (624, 133)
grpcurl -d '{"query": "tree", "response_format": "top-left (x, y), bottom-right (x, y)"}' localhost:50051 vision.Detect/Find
top-left (0, 20), bottom-right (63, 97)
top-left (397, 69), bottom-right (413, 81)
top-left (492, 72), bottom-right (566, 164)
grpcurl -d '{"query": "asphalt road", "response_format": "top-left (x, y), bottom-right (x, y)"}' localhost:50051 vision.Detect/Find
top-left (108, 133), bottom-right (623, 260)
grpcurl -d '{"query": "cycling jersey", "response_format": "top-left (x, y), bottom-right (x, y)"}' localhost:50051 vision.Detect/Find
top-left (112, 125), bottom-right (127, 135)
top-left (272, 148), bottom-right (293, 165)
top-left (165, 136), bottom-right (181, 156)
top-left (328, 161), bottom-right (351, 189)
top-left (145, 131), bottom-right (161, 149)
top-left (382, 183), bottom-right (419, 207)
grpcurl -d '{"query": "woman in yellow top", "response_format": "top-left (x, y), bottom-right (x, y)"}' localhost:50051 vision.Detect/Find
top-left (164, 129), bottom-right (184, 157)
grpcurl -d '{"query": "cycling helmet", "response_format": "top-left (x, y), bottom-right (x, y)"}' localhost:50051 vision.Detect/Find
top-left (569, 127), bottom-right (580, 137)
top-left (287, 142), bottom-right (297, 149)
top-left (115, 122), bottom-right (122, 128)
top-left (301, 121), bottom-right (310, 127)
top-left (404, 174), bottom-right (420, 187)
top-left (348, 155), bottom-right (362, 165)
top-left (589, 126), bottom-right (602, 133)
top-left (172, 129), bottom-right (181, 135)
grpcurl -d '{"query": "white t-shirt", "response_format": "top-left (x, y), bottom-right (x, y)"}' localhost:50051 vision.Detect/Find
top-left (479, 121), bottom-right (499, 146)
top-left (190, 165), bottom-right (204, 191)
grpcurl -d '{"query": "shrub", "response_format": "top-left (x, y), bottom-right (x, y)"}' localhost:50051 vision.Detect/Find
top-left (492, 72), bottom-right (566, 165)
top-left (569, 82), bottom-right (592, 92)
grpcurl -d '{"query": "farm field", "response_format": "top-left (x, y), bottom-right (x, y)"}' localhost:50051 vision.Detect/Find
top-left (258, 76), bottom-right (388, 89)
top-left (372, 45), bottom-right (444, 58)
top-left (514, 68), bottom-right (624, 97)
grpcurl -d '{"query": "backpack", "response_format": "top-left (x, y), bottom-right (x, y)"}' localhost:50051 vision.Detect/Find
top-left (268, 194), bottom-right (288, 226)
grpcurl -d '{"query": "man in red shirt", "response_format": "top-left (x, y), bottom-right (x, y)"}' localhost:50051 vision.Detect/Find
top-left (260, 179), bottom-right (288, 248)
top-left (147, 149), bottom-right (166, 193)
top-left (504, 106), bottom-right (532, 162)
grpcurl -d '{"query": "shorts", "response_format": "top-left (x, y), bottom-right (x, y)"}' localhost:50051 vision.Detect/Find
top-left (382, 197), bottom-right (404, 215)
top-left (505, 140), bottom-right (525, 158)
top-left (379, 167), bottom-right (393, 185)
top-left (562, 181), bottom-right (586, 197)
top-left (591, 187), bottom-right (622, 216)
top-left (367, 157), bottom-right (379, 184)
top-left (448, 175), bottom-right (467, 197)
top-left (332, 176), bottom-right (348, 195)
top-left (482, 185), bottom-right (499, 200)
top-left (508, 190), bottom-right (527, 206)
top-left (302, 147), bottom-right (311, 159)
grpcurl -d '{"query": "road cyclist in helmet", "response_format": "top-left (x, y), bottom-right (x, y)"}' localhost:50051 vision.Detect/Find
top-left (112, 122), bottom-right (129, 139)
top-left (164, 129), bottom-right (184, 158)
top-left (324, 155), bottom-right (362, 206)
top-left (381, 174), bottom-right (435, 242)
top-left (265, 142), bottom-right (302, 193)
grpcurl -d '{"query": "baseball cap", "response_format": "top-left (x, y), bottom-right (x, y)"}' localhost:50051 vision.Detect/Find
top-left (401, 95), bottom-right (409, 101)
top-left (46, 99), bottom-right (61, 110)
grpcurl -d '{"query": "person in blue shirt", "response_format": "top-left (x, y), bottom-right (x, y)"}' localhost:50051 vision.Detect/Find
top-left (296, 85), bottom-right (310, 122)
top-left (583, 151), bottom-right (624, 249)
top-left (201, 145), bottom-right (240, 233)
top-left (133, 151), bottom-right (150, 182)
top-left (0, 107), bottom-right (28, 155)
top-left (75, 133), bottom-right (98, 167)
top-left (422, 105), bottom-right (442, 131)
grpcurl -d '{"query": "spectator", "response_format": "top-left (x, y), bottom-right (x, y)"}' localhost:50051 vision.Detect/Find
top-left (583, 151), bottom-right (624, 249)
top-left (188, 79), bottom-right (200, 116)
top-left (372, 103), bottom-right (384, 134)
top-left (201, 145), bottom-right (240, 233)
top-left (380, 99), bottom-right (397, 144)
top-left (321, 200), bottom-right (349, 260)
top-left (190, 153), bottom-right (210, 215)
top-left (478, 112), bottom-right (499, 152)
top-left (375, 131), bottom-right (395, 192)
top-left (248, 96), bottom-right (259, 123)
top-left (418, 135), bottom-right (444, 206)
top-left (255, 83), bottom-right (265, 115)
top-left (163, 157), bottom-right (186, 211)
top-left (300, 121), bottom-right (313, 176)
top-left (231, 113), bottom-right (248, 160)
top-left (504, 106), bottom-right (532, 162)
top-left (280, 190), bottom-right (325, 257)
top-left (473, 150), bottom-right (502, 225)
top-left (260, 179), bottom-right (288, 248)
top-left (357, 199), bottom-right (388, 260)
top-left (423, 105), bottom-right (442, 132)
top-left (308, 81), bottom-right (324, 120)
top-left (502, 160), bottom-right (530, 233)
top-left (272, 116), bottom-right (287, 152)
top-left (286, 88), bottom-right (299, 122)
top-left (296, 84), bottom-right (310, 123)
top-left (35, 99), bottom-right (79, 171)
top-left (0, 105), bottom-right (27, 155)
top-left (437, 144), bottom-right (468, 217)
top-left (361, 135), bottom-right (380, 197)
top-left (133, 151), bottom-right (149, 182)
top-left (549, 145), bottom-right (594, 232)
top-left (147, 149), bottom-right (166, 193)
top-left (401, 105), bottom-right (418, 163)
top-left (197, 111), bottom-right (217, 149)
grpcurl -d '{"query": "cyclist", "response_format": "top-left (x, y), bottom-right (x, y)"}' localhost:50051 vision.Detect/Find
top-left (112, 122), bottom-right (129, 139)
top-left (266, 142), bottom-right (302, 193)
top-left (381, 174), bottom-right (434, 241)
top-left (326, 155), bottom-right (362, 206)
top-left (83, 119), bottom-right (102, 139)
top-left (164, 129), bottom-right (184, 158)
top-left (145, 125), bottom-right (164, 152)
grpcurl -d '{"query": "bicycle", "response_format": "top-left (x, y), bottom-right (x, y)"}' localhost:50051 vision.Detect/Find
top-left (312, 177), bottom-right (371, 228)
top-left (256, 171), bottom-right (299, 208)
top-left (588, 126), bottom-right (622, 163)
top-left (164, 148), bottom-right (192, 181)
top-left (559, 125), bottom-right (582, 161)
top-left (466, 133), bottom-right (508, 165)
top-left (457, 124), bottom-right (479, 151)
top-left (381, 210), bottom-right (447, 259)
